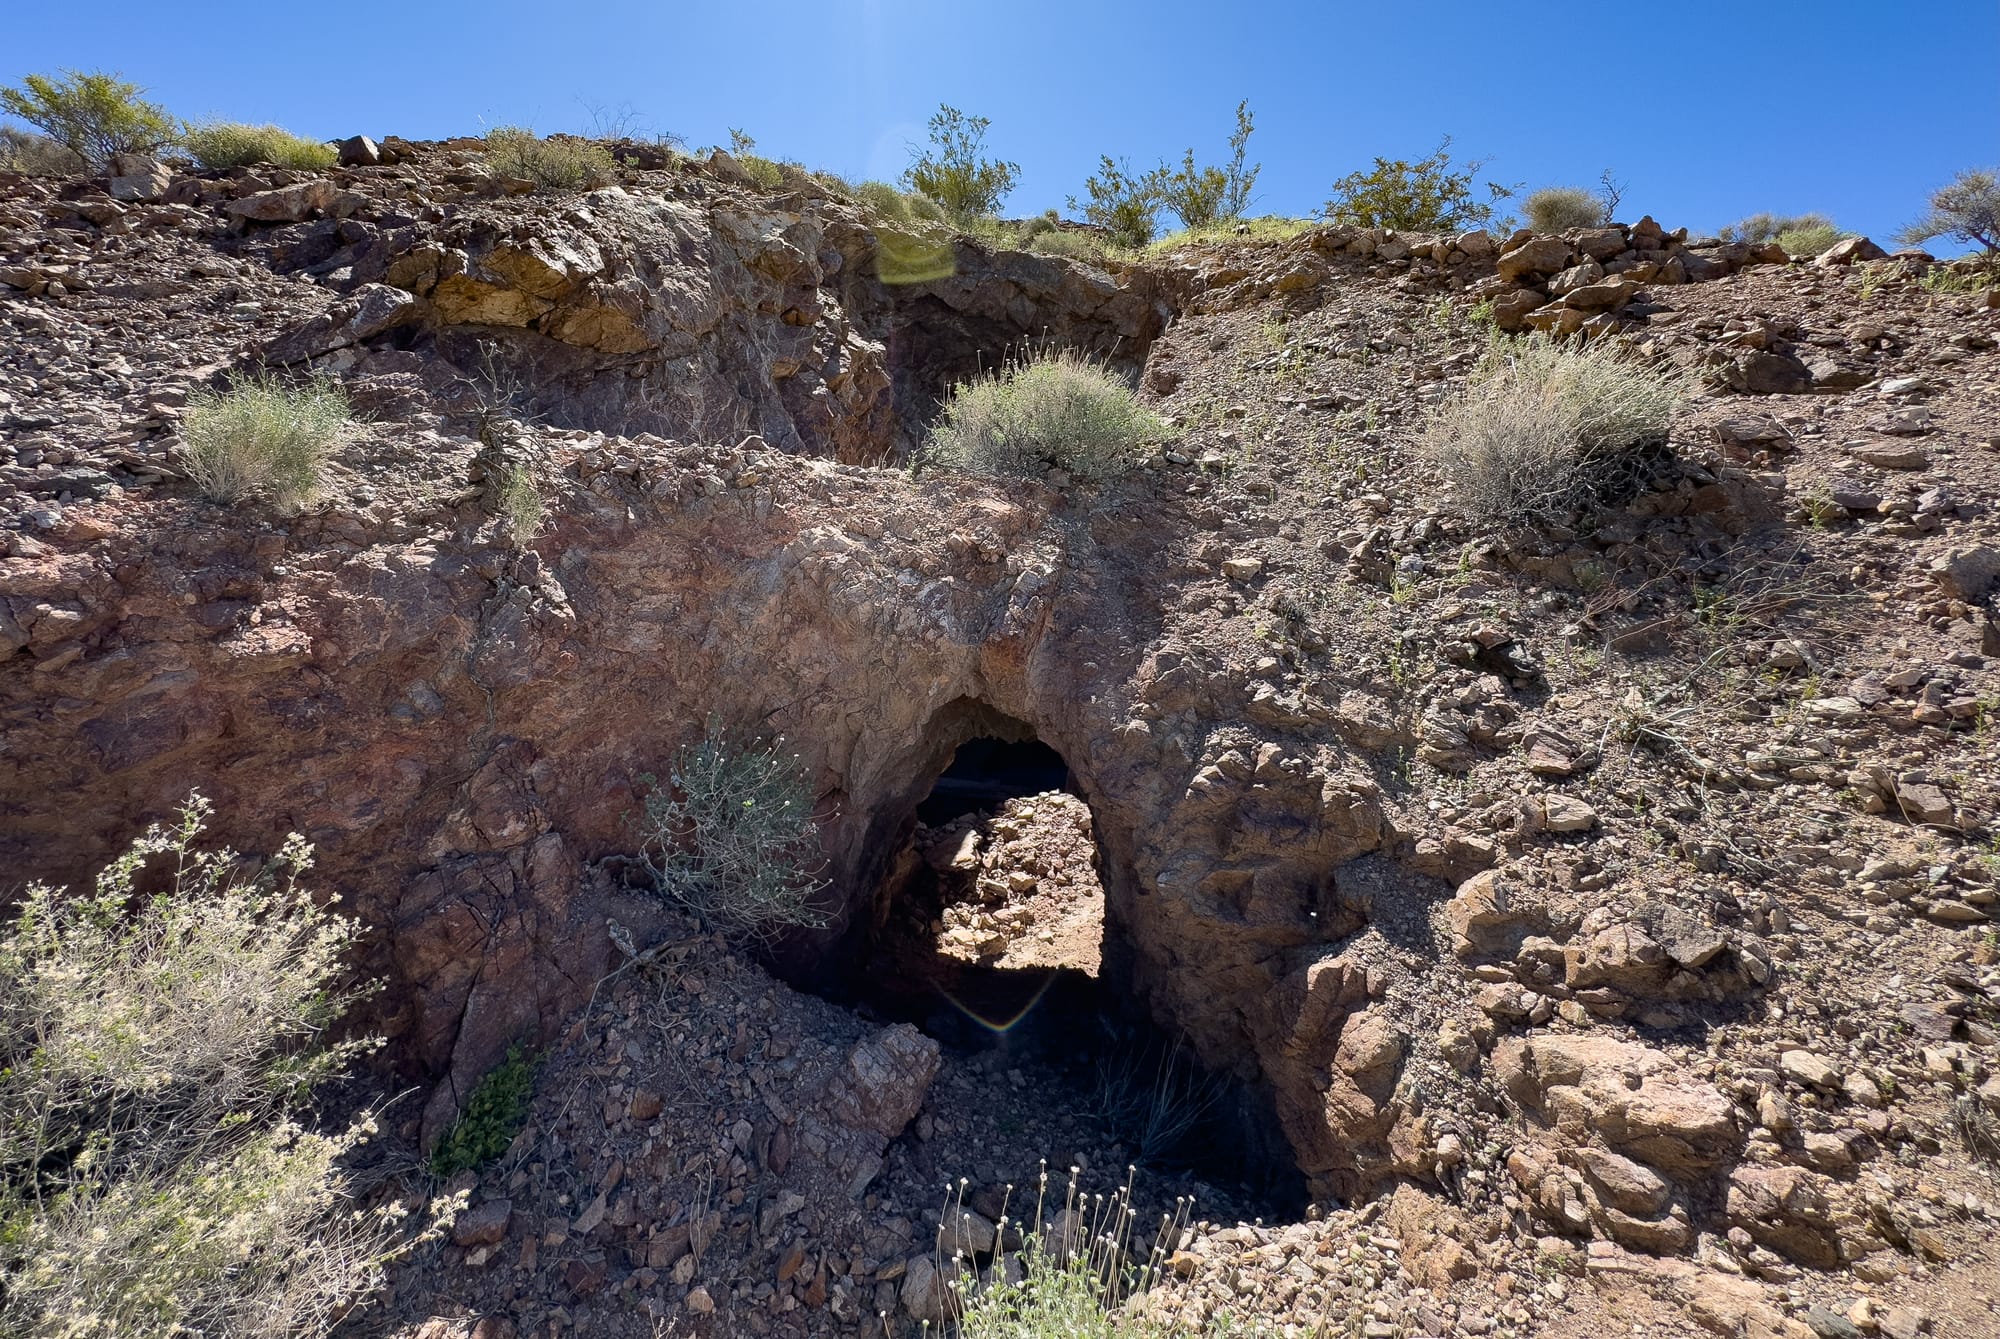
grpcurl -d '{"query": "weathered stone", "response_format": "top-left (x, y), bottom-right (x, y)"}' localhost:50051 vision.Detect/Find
top-left (1496, 235), bottom-right (1572, 282)
top-left (826, 1024), bottom-right (939, 1138)
top-left (1729, 350), bottom-right (1814, 395)
top-left (337, 134), bottom-right (381, 167)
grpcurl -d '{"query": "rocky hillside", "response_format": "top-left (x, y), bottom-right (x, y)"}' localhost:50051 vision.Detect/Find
top-left (3, 139), bottom-right (2000, 1339)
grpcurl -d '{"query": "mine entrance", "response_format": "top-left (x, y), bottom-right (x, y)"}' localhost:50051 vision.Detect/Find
top-left (835, 725), bottom-right (1305, 1215)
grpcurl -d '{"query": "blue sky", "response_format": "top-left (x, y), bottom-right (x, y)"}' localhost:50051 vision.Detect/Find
top-left (6, 1), bottom-right (1997, 245)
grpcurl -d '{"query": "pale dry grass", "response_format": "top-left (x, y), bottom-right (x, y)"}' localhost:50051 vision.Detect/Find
top-left (1426, 333), bottom-right (1686, 526)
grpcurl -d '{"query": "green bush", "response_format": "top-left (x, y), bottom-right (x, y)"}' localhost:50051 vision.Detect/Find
top-left (182, 121), bottom-right (336, 170)
top-left (1897, 167), bottom-right (1999, 255)
top-left (927, 347), bottom-right (1164, 482)
top-left (0, 69), bottom-right (176, 169)
top-left (638, 722), bottom-right (829, 944)
top-left (1774, 221), bottom-right (1847, 257)
top-left (1157, 100), bottom-right (1260, 229)
top-left (1524, 186), bottom-right (1606, 233)
top-left (0, 126), bottom-right (85, 176)
top-left (1027, 228), bottom-right (1107, 262)
top-left (430, 1047), bottom-right (537, 1177)
top-left (484, 126), bottom-right (615, 191)
top-left (0, 793), bottom-right (424, 1338)
top-left (904, 104), bottom-right (1019, 223)
top-left (1426, 332), bottom-right (1686, 526)
top-left (180, 375), bottom-right (349, 510)
top-left (1069, 156), bottom-right (1163, 249)
top-left (1325, 136), bottom-right (1512, 232)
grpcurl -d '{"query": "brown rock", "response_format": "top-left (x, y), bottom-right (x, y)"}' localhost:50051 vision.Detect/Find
top-left (452, 1197), bottom-right (513, 1247)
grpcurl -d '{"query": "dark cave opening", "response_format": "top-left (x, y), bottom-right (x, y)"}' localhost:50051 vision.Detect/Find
top-left (823, 717), bottom-right (1306, 1218)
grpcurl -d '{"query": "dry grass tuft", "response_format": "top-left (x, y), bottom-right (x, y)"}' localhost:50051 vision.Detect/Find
top-left (181, 121), bottom-right (335, 170)
top-left (484, 126), bottom-right (615, 192)
top-left (180, 376), bottom-right (349, 510)
top-left (1426, 333), bottom-right (1686, 527)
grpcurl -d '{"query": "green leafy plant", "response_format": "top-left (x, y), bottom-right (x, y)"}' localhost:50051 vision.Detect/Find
top-left (0, 794), bottom-right (439, 1338)
top-left (1897, 167), bottom-right (1999, 254)
top-left (1156, 99), bottom-right (1259, 229)
top-left (1324, 136), bottom-right (1512, 232)
top-left (903, 104), bottom-right (1019, 223)
top-left (180, 375), bottom-right (349, 510)
top-left (429, 1047), bottom-right (537, 1177)
top-left (0, 126), bottom-right (85, 175)
top-left (484, 125), bottom-right (615, 191)
top-left (0, 69), bottom-right (176, 169)
top-left (927, 347), bottom-right (1165, 482)
top-left (180, 375), bottom-right (348, 510)
top-left (724, 128), bottom-right (784, 189)
top-left (181, 121), bottom-right (336, 170)
top-left (637, 721), bottom-right (829, 943)
top-left (1425, 332), bottom-right (1687, 527)
top-left (1069, 156), bottom-right (1163, 248)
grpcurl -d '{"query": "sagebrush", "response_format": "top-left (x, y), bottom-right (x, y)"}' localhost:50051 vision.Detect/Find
top-left (927, 348), bottom-right (1164, 482)
top-left (182, 121), bottom-right (336, 170)
top-left (1426, 332), bottom-right (1687, 526)
top-left (0, 69), bottom-right (175, 168)
top-left (0, 793), bottom-right (439, 1339)
top-left (180, 375), bottom-right (349, 509)
top-left (485, 126), bottom-right (615, 191)
top-left (638, 722), bottom-right (829, 943)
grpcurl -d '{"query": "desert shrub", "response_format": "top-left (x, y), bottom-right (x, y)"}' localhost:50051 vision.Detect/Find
top-left (430, 1047), bottom-right (537, 1177)
top-left (1897, 167), bottom-right (1999, 254)
top-left (1524, 186), bottom-right (1606, 232)
top-left (1325, 136), bottom-right (1512, 232)
top-left (180, 375), bottom-right (349, 509)
top-left (927, 347), bottom-right (1164, 482)
top-left (0, 793), bottom-right (423, 1339)
top-left (1028, 228), bottom-right (1107, 262)
top-left (1426, 332), bottom-right (1686, 526)
top-left (1720, 210), bottom-right (1826, 245)
top-left (182, 121), bottom-right (336, 170)
top-left (903, 103), bottom-right (1019, 222)
top-left (1069, 156), bottom-right (1163, 249)
top-left (1145, 214), bottom-right (1315, 254)
top-left (1156, 99), bottom-right (1259, 229)
top-left (0, 126), bottom-right (85, 176)
top-left (484, 125), bottom-right (615, 191)
top-left (1774, 220), bottom-right (1847, 257)
top-left (0, 69), bottom-right (176, 169)
top-left (638, 722), bottom-right (829, 944)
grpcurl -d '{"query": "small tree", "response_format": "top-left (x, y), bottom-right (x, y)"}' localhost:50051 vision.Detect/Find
top-left (0, 69), bottom-right (176, 169)
top-left (903, 104), bottom-right (1019, 222)
top-left (1157, 99), bottom-right (1260, 230)
top-left (1897, 167), bottom-right (1999, 255)
top-left (1324, 136), bottom-right (1512, 233)
top-left (1069, 156), bottom-right (1164, 248)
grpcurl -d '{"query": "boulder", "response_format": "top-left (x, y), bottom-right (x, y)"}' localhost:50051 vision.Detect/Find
top-left (1817, 236), bottom-right (1888, 266)
top-left (1496, 235), bottom-right (1572, 282)
top-left (337, 135), bottom-right (381, 167)
top-left (1728, 350), bottom-right (1814, 395)
top-left (1495, 1034), bottom-right (1737, 1175)
top-left (826, 1024), bottom-right (940, 1138)
top-left (107, 156), bottom-right (171, 202)
top-left (1933, 545), bottom-right (2000, 602)
top-left (1562, 278), bottom-right (1642, 310)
